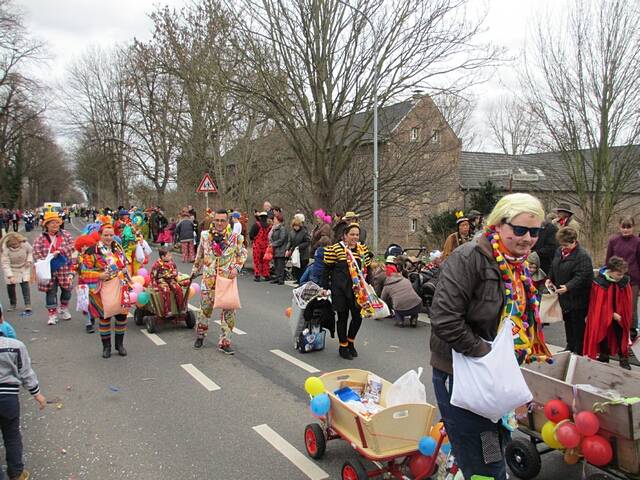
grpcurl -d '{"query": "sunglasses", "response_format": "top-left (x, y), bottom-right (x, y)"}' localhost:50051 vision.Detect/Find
top-left (507, 222), bottom-right (542, 238)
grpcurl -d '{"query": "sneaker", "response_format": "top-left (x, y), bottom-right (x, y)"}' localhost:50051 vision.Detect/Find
top-left (193, 337), bottom-right (204, 349)
top-left (47, 315), bottom-right (58, 325)
top-left (218, 345), bottom-right (235, 355)
top-left (86, 324), bottom-right (95, 334)
top-left (7, 305), bottom-right (16, 312)
top-left (58, 307), bottom-right (72, 321)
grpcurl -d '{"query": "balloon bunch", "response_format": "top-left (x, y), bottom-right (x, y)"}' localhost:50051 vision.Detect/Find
top-left (305, 377), bottom-right (331, 417)
top-left (540, 399), bottom-right (614, 467)
top-left (416, 421), bottom-right (451, 458)
top-left (130, 275), bottom-right (150, 307)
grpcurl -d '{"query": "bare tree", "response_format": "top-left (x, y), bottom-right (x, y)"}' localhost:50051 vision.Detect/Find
top-left (521, 0), bottom-right (640, 255)
top-left (226, 0), bottom-right (500, 211)
top-left (486, 96), bottom-right (539, 155)
top-left (433, 92), bottom-right (480, 150)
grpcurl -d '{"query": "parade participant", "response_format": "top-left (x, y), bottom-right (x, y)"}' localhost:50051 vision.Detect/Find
top-left (547, 227), bottom-right (593, 354)
top-left (176, 209), bottom-right (196, 263)
top-left (192, 210), bottom-right (247, 354)
top-left (323, 223), bottom-right (372, 360)
top-left (584, 256), bottom-right (633, 370)
top-left (150, 248), bottom-right (190, 317)
top-left (310, 209), bottom-right (333, 256)
top-left (249, 211), bottom-right (271, 282)
top-left (270, 213), bottom-right (288, 285)
top-left (286, 216), bottom-right (310, 285)
top-left (74, 233), bottom-right (100, 333)
top-left (77, 224), bottom-right (132, 358)
top-left (381, 264), bottom-right (422, 328)
top-left (606, 216), bottom-right (640, 340)
top-left (0, 303), bottom-right (47, 480)
top-left (32, 212), bottom-right (75, 325)
top-left (552, 203), bottom-right (580, 236)
top-left (0, 233), bottom-right (33, 314)
top-left (430, 193), bottom-right (551, 480)
top-left (442, 211), bottom-right (471, 260)
top-left (532, 214), bottom-right (559, 274)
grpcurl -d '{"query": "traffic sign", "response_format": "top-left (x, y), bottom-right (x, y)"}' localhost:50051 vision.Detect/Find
top-left (196, 173), bottom-right (217, 193)
top-left (489, 169), bottom-right (512, 177)
top-left (512, 173), bottom-right (539, 182)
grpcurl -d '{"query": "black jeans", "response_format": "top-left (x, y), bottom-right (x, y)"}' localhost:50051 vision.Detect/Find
top-left (393, 303), bottom-right (422, 323)
top-left (432, 368), bottom-right (510, 480)
top-left (291, 259), bottom-right (309, 284)
top-left (274, 257), bottom-right (286, 283)
top-left (336, 299), bottom-right (362, 344)
top-left (0, 395), bottom-right (23, 479)
top-left (6, 282), bottom-right (30, 307)
top-left (563, 309), bottom-right (587, 354)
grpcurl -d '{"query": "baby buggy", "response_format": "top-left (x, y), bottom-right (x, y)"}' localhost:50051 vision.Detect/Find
top-left (289, 282), bottom-right (335, 353)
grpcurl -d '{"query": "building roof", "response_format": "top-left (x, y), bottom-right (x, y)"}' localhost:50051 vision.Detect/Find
top-left (340, 98), bottom-right (416, 143)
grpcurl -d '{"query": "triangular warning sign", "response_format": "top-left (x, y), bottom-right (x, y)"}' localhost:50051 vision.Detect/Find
top-left (196, 173), bottom-right (217, 193)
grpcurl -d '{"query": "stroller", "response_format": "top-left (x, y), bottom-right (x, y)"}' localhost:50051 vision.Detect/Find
top-left (289, 282), bottom-right (335, 353)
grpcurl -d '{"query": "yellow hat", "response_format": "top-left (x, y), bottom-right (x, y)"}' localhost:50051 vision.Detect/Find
top-left (43, 211), bottom-right (62, 226)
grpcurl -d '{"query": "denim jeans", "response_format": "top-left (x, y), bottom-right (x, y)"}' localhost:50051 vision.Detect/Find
top-left (45, 281), bottom-right (72, 309)
top-left (0, 395), bottom-right (23, 480)
top-left (432, 368), bottom-right (510, 480)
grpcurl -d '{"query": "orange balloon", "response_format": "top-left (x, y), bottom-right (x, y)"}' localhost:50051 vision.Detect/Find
top-left (285, 307), bottom-right (292, 318)
top-left (430, 421), bottom-right (447, 443)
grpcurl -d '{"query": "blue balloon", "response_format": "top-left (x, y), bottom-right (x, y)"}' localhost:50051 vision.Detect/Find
top-left (310, 393), bottom-right (331, 416)
top-left (441, 443), bottom-right (452, 455)
top-left (418, 436), bottom-right (437, 456)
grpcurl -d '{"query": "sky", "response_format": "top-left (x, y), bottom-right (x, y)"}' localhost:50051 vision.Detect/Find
top-left (17, 0), bottom-right (562, 149)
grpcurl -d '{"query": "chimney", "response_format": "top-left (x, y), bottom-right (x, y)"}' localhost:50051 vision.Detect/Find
top-left (412, 89), bottom-right (424, 103)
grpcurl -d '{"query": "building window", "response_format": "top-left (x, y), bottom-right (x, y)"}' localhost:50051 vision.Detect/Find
top-left (431, 129), bottom-right (441, 144)
top-left (410, 127), bottom-right (420, 142)
top-left (410, 218), bottom-right (418, 232)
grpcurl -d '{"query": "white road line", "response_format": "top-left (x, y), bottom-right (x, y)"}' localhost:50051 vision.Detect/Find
top-left (189, 304), bottom-right (247, 334)
top-left (141, 329), bottom-right (166, 346)
top-left (270, 349), bottom-right (319, 373)
top-left (180, 363), bottom-right (221, 392)
top-left (253, 424), bottom-right (329, 480)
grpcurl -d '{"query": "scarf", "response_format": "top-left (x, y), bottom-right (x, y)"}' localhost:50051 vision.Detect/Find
top-left (561, 244), bottom-right (577, 260)
top-left (485, 227), bottom-right (553, 364)
top-left (343, 242), bottom-right (375, 318)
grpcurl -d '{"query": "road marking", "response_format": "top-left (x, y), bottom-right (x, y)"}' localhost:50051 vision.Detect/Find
top-left (270, 349), bottom-right (319, 373)
top-left (141, 329), bottom-right (166, 346)
top-left (253, 424), bottom-right (329, 480)
top-left (180, 363), bottom-right (221, 391)
top-left (189, 304), bottom-right (247, 334)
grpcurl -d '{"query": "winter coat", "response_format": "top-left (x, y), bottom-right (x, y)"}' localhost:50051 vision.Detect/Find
top-left (175, 218), bottom-right (195, 242)
top-left (300, 248), bottom-right (327, 287)
top-left (310, 223), bottom-right (333, 255)
top-left (429, 235), bottom-right (504, 375)
top-left (269, 223), bottom-right (288, 258)
top-left (606, 234), bottom-right (640, 286)
top-left (381, 275), bottom-right (422, 312)
top-left (287, 227), bottom-right (311, 260)
top-left (533, 221), bottom-right (559, 274)
top-left (371, 268), bottom-right (387, 297)
top-left (323, 242), bottom-right (372, 312)
top-left (548, 245), bottom-right (593, 314)
top-left (0, 234), bottom-right (33, 284)
top-left (552, 216), bottom-right (580, 238)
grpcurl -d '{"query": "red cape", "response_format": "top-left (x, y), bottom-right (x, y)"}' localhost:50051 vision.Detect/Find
top-left (583, 277), bottom-right (632, 359)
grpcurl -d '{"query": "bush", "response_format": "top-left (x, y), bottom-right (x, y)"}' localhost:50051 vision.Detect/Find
top-left (419, 210), bottom-right (458, 251)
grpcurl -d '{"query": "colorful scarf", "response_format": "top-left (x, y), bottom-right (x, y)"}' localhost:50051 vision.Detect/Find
top-left (343, 243), bottom-right (375, 318)
top-left (485, 227), bottom-right (553, 364)
top-left (561, 244), bottom-right (576, 260)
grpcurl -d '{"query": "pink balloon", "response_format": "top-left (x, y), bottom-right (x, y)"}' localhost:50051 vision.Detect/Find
top-left (132, 283), bottom-right (144, 293)
top-left (191, 283), bottom-right (201, 294)
top-left (138, 268), bottom-right (148, 277)
top-left (129, 291), bottom-right (138, 304)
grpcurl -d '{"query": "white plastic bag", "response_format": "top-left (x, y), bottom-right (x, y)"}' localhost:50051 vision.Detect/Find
top-left (386, 367), bottom-right (427, 407)
top-left (450, 320), bottom-right (532, 422)
top-left (291, 247), bottom-right (301, 268)
top-left (35, 253), bottom-right (54, 282)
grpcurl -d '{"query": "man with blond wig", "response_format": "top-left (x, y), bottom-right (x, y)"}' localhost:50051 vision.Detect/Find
top-left (430, 193), bottom-right (552, 480)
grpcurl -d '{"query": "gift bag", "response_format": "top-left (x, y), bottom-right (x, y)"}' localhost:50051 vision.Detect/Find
top-left (76, 284), bottom-right (89, 312)
top-left (540, 293), bottom-right (563, 324)
top-left (100, 278), bottom-right (126, 318)
top-left (290, 247), bottom-right (301, 268)
top-left (213, 276), bottom-right (241, 310)
top-left (450, 320), bottom-right (533, 422)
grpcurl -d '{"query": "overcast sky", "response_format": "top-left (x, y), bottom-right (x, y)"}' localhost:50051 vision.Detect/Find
top-left (18, 0), bottom-right (561, 149)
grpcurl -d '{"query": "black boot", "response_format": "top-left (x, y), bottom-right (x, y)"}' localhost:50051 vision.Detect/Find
top-left (620, 358), bottom-right (632, 370)
top-left (348, 341), bottom-right (358, 358)
top-left (194, 337), bottom-right (204, 349)
top-left (114, 334), bottom-right (127, 356)
top-left (339, 346), bottom-right (353, 360)
top-left (102, 338), bottom-right (111, 359)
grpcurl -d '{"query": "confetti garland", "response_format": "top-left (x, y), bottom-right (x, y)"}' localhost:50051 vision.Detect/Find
top-left (344, 244), bottom-right (375, 318)
top-left (485, 227), bottom-right (553, 364)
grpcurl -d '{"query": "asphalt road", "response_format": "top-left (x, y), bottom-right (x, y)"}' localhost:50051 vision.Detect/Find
top-left (0, 219), bottom-right (619, 479)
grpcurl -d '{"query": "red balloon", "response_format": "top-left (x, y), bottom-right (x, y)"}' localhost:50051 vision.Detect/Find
top-left (575, 411), bottom-right (600, 436)
top-left (408, 454), bottom-right (434, 479)
top-left (143, 274), bottom-right (151, 286)
top-left (582, 435), bottom-right (613, 467)
top-left (544, 399), bottom-right (571, 423)
top-left (556, 422), bottom-right (582, 449)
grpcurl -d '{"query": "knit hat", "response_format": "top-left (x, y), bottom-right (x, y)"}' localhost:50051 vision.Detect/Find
top-left (293, 213), bottom-right (305, 224)
top-left (43, 211), bottom-right (62, 226)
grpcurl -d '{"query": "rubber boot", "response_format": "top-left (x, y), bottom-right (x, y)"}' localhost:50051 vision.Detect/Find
top-left (102, 337), bottom-right (111, 359)
top-left (115, 334), bottom-right (127, 356)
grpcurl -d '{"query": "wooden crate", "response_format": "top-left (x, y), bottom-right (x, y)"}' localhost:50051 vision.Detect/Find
top-left (521, 352), bottom-right (640, 475)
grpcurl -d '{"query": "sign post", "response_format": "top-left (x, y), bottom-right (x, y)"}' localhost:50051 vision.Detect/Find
top-left (196, 173), bottom-right (218, 210)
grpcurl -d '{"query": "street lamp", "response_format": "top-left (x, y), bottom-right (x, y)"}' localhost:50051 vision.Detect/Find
top-left (336, 0), bottom-right (379, 254)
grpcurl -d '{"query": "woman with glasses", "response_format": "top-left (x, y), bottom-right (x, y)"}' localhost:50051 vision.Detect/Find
top-left (547, 226), bottom-right (594, 354)
top-left (430, 193), bottom-right (552, 480)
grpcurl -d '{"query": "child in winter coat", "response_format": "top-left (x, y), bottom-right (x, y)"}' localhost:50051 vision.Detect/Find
top-left (0, 233), bottom-right (33, 314)
top-left (381, 264), bottom-right (423, 327)
top-left (584, 256), bottom-right (633, 370)
top-left (299, 237), bottom-right (331, 287)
